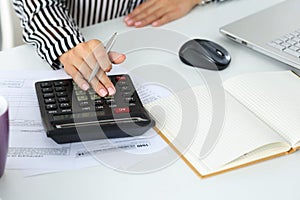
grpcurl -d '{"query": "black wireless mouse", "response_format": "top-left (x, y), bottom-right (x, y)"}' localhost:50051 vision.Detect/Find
top-left (179, 39), bottom-right (231, 70)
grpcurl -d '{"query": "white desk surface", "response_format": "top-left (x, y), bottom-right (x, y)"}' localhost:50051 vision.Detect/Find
top-left (1, 0), bottom-right (300, 199)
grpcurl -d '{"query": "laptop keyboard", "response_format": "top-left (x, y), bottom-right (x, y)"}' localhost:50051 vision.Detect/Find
top-left (268, 29), bottom-right (300, 58)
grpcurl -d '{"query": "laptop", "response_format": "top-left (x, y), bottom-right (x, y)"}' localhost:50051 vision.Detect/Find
top-left (220, 0), bottom-right (300, 69)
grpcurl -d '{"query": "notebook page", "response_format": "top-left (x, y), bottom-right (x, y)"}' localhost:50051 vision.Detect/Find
top-left (221, 142), bottom-right (290, 171)
top-left (196, 92), bottom-right (288, 170)
top-left (145, 87), bottom-right (206, 157)
top-left (224, 71), bottom-right (300, 147)
top-left (145, 85), bottom-right (288, 171)
top-left (189, 142), bottom-right (290, 176)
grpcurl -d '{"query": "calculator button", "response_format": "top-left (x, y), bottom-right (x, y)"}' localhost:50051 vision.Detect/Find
top-left (94, 99), bottom-right (103, 106)
top-left (75, 90), bottom-right (86, 96)
top-left (115, 76), bottom-right (126, 81)
top-left (58, 97), bottom-right (69, 103)
top-left (95, 105), bottom-right (104, 111)
top-left (104, 95), bottom-right (114, 99)
top-left (114, 107), bottom-right (130, 114)
top-left (60, 103), bottom-right (71, 109)
top-left (54, 81), bottom-right (68, 86)
top-left (122, 92), bottom-right (133, 97)
top-left (44, 98), bottom-right (56, 104)
top-left (61, 109), bottom-right (72, 114)
top-left (48, 110), bottom-right (58, 114)
top-left (46, 104), bottom-right (57, 110)
top-left (42, 88), bottom-right (53, 93)
top-left (81, 107), bottom-right (91, 111)
top-left (73, 84), bottom-right (80, 91)
top-left (57, 92), bottom-right (68, 97)
top-left (41, 82), bottom-right (52, 88)
top-left (88, 90), bottom-right (96, 95)
top-left (116, 81), bottom-right (128, 86)
top-left (105, 99), bottom-right (115, 104)
top-left (124, 97), bottom-right (135, 103)
top-left (52, 115), bottom-right (64, 121)
top-left (90, 94), bottom-right (101, 101)
top-left (120, 86), bottom-right (131, 92)
top-left (43, 93), bottom-right (54, 98)
top-left (129, 103), bottom-right (136, 107)
top-left (53, 114), bottom-right (72, 121)
top-left (77, 95), bottom-right (89, 101)
top-left (55, 86), bottom-right (66, 92)
top-left (109, 104), bottom-right (117, 108)
top-left (79, 101), bottom-right (89, 107)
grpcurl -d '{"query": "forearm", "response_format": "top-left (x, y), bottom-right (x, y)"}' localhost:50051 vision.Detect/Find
top-left (13, 0), bottom-right (84, 69)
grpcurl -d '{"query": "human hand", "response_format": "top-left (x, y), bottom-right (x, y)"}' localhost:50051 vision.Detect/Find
top-left (124, 0), bottom-right (201, 27)
top-left (59, 39), bottom-right (126, 97)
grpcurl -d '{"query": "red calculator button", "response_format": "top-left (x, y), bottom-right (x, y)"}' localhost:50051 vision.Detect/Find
top-left (115, 76), bottom-right (126, 81)
top-left (114, 107), bottom-right (130, 114)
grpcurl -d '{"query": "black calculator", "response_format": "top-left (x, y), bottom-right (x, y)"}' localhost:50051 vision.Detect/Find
top-left (35, 74), bottom-right (155, 144)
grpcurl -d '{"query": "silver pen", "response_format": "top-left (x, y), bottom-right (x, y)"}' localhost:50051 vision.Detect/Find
top-left (88, 32), bottom-right (118, 82)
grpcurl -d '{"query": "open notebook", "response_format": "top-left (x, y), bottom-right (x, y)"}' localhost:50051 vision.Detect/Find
top-left (144, 70), bottom-right (300, 177)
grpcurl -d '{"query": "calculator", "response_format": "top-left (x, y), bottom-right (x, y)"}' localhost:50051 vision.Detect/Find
top-left (35, 74), bottom-right (155, 144)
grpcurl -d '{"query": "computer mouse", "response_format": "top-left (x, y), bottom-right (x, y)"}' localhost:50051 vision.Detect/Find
top-left (179, 39), bottom-right (231, 70)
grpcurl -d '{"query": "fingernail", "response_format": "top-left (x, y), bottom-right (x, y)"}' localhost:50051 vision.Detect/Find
top-left (112, 54), bottom-right (126, 63)
top-left (124, 16), bottom-right (129, 22)
top-left (107, 87), bottom-right (115, 95)
top-left (152, 21), bottom-right (158, 27)
top-left (99, 89), bottom-right (107, 97)
top-left (134, 21), bottom-right (142, 26)
top-left (127, 20), bottom-right (133, 25)
top-left (81, 83), bottom-right (90, 91)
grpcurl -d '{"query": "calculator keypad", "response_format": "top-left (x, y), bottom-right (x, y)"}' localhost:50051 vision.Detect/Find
top-left (39, 76), bottom-right (138, 115)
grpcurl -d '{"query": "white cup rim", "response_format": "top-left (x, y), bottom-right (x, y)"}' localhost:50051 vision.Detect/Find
top-left (0, 96), bottom-right (8, 116)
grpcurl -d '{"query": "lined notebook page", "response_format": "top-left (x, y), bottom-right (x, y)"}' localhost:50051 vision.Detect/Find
top-left (145, 87), bottom-right (209, 157)
top-left (224, 71), bottom-right (300, 147)
top-left (145, 85), bottom-right (289, 171)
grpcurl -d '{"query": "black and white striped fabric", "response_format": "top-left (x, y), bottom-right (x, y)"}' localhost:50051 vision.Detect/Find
top-left (13, 0), bottom-right (144, 69)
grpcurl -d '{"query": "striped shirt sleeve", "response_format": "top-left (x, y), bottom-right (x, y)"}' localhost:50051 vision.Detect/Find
top-left (13, 0), bottom-right (85, 70)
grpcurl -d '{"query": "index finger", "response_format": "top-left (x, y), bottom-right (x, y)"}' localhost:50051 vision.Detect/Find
top-left (89, 40), bottom-right (112, 72)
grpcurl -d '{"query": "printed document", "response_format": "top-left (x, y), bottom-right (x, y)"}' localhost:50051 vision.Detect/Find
top-left (0, 69), bottom-right (169, 175)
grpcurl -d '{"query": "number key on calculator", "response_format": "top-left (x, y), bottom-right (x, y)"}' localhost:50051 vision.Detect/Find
top-left (35, 74), bottom-right (155, 144)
